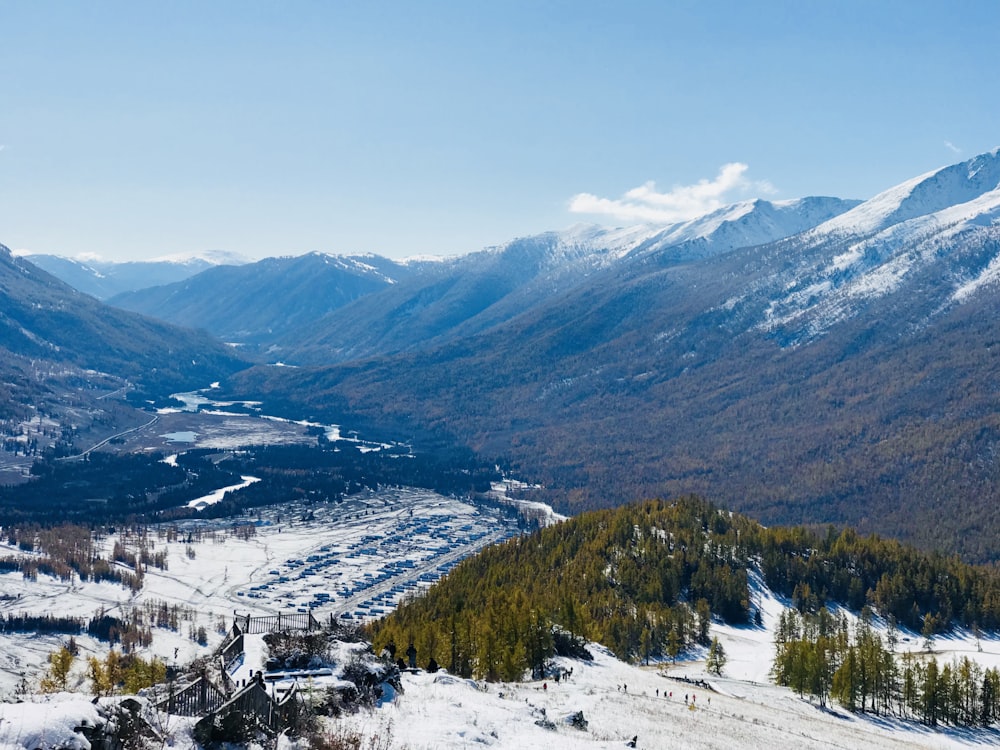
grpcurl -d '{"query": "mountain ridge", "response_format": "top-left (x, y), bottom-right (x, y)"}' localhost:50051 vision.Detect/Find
top-left (22, 252), bottom-right (249, 300)
top-left (0, 244), bottom-right (248, 474)
top-left (107, 252), bottom-right (426, 349)
top-left (222, 149), bottom-right (1000, 562)
top-left (23, 196), bottom-right (854, 358)
top-left (275, 196), bottom-right (859, 365)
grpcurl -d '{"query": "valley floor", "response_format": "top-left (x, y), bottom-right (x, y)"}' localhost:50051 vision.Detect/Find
top-left (0, 486), bottom-right (522, 695)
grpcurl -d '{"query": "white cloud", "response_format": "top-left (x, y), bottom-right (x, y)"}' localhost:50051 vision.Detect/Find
top-left (944, 140), bottom-right (961, 154)
top-left (569, 163), bottom-right (776, 224)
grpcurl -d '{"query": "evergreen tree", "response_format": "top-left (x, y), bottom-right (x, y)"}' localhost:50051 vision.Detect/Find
top-left (921, 613), bottom-right (937, 653)
top-left (706, 636), bottom-right (727, 676)
top-left (39, 646), bottom-right (75, 693)
top-left (921, 657), bottom-right (940, 726)
top-left (87, 656), bottom-right (111, 697)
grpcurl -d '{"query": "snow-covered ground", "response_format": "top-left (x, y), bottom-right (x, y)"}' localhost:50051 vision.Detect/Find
top-left (4, 479), bottom-right (1000, 748)
top-left (343, 566), bottom-right (1000, 749)
top-left (339, 646), bottom-right (979, 750)
top-left (336, 576), bottom-right (1000, 750)
top-left (0, 486), bottom-right (521, 695)
top-left (8, 626), bottom-right (1000, 750)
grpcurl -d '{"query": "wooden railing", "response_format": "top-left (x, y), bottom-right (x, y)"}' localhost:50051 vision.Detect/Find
top-left (220, 631), bottom-right (245, 673)
top-left (193, 678), bottom-right (300, 743)
top-left (233, 610), bottom-right (320, 634)
top-left (152, 611), bottom-right (312, 735)
top-left (154, 674), bottom-right (228, 717)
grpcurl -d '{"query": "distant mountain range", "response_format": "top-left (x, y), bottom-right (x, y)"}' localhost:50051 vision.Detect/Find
top-left (22, 250), bottom-right (249, 300)
top-left (108, 252), bottom-right (425, 349)
top-left (0, 244), bottom-right (247, 469)
top-left (222, 150), bottom-right (1000, 562)
top-left (91, 197), bottom-right (857, 358)
top-left (0, 245), bottom-right (245, 387)
top-left (17, 149), bottom-right (1000, 562)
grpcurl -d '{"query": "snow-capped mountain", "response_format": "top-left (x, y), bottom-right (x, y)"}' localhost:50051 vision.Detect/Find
top-left (227, 148), bottom-right (1000, 565)
top-left (108, 251), bottom-right (423, 349)
top-left (274, 196), bottom-right (859, 364)
top-left (485, 196), bottom-right (860, 272)
top-left (36, 195), bottom-right (853, 360)
top-left (813, 148), bottom-right (1000, 238)
top-left (23, 250), bottom-right (250, 300)
top-left (20, 149), bottom-right (1000, 560)
top-left (146, 249), bottom-right (251, 266)
top-left (628, 196), bottom-right (861, 263)
top-left (735, 150), bottom-right (1000, 344)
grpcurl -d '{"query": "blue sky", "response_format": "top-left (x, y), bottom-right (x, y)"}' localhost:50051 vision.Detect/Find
top-left (2, 0), bottom-right (999, 261)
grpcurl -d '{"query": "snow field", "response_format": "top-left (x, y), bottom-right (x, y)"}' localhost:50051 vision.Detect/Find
top-left (2, 480), bottom-right (1000, 748)
top-left (0, 487), bottom-right (520, 696)
top-left (340, 644), bottom-right (978, 750)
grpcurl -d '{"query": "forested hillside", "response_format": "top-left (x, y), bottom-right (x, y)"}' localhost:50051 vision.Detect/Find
top-left (0, 246), bottom-right (246, 394)
top-left (109, 252), bottom-right (414, 350)
top-left (368, 497), bottom-right (1000, 682)
top-left (230, 240), bottom-right (1000, 564)
top-left (223, 153), bottom-right (1000, 565)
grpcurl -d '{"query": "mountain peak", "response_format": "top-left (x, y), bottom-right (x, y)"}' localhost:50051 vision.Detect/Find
top-left (629, 195), bottom-right (861, 262)
top-left (814, 148), bottom-right (1000, 239)
top-left (148, 249), bottom-right (251, 266)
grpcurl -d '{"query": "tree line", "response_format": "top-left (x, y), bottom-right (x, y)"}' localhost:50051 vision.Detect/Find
top-left (369, 497), bottom-right (756, 679)
top-left (774, 607), bottom-right (1000, 727)
top-left (0, 439), bottom-right (502, 528)
top-left (369, 496), bottom-right (1000, 685)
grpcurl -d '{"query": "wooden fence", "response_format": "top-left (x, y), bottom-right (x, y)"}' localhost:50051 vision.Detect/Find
top-left (220, 631), bottom-right (244, 673)
top-left (233, 610), bottom-right (320, 634)
top-left (149, 610), bottom-right (312, 737)
top-left (193, 678), bottom-right (300, 743)
top-left (154, 674), bottom-right (228, 717)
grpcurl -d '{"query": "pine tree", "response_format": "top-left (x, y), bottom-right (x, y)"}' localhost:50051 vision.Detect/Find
top-left (921, 613), bottom-right (937, 653)
top-left (39, 646), bottom-right (74, 693)
top-left (706, 636), bottom-right (727, 676)
top-left (88, 656), bottom-right (111, 697)
top-left (921, 657), bottom-right (940, 726)
top-left (695, 599), bottom-right (712, 645)
top-left (832, 645), bottom-right (858, 711)
top-left (640, 626), bottom-right (653, 666)
top-left (666, 626), bottom-right (681, 663)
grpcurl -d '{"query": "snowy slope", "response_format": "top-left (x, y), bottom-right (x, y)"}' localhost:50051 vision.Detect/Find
top-left (756, 192), bottom-right (1000, 342)
top-left (813, 148), bottom-right (1000, 239)
top-left (281, 197), bottom-right (860, 365)
top-left (630, 196), bottom-right (861, 263)
top-left (343, 645), bottom-right (976, 750)
top-left (22, 251), bottom-right (250, 299)
top-left (685, 149), bottom-right (1000, 344)
top-left (505, 196), bottom-right (859, 272)
top-left (339, 570), bottom-right (1000, 750)
top-left (3, 489), bottom-right (1000, 749)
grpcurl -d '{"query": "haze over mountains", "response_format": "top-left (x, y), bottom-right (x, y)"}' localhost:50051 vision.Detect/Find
top-left (0, 244), bottom-right (247, 481)
top-left (110, 253), bottom-right (423, 348)
top-left (0, 245), bottom-right (245, 390)
top-left (23, 250), bottom-right (249, 300)
top-left (13, 149), bottom-right (1000, 561)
